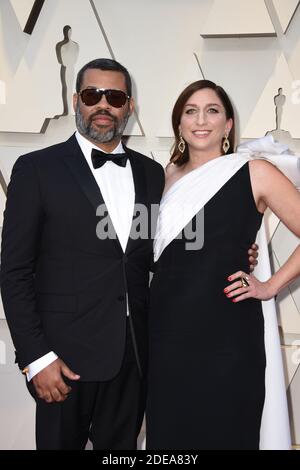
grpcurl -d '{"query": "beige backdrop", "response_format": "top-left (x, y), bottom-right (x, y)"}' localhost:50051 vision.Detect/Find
top-left (0, 0), bottom-right (300, 449)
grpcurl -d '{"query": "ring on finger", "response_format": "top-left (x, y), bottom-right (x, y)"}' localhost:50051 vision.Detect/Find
top-left (240, 276), bottom-right (250, 288)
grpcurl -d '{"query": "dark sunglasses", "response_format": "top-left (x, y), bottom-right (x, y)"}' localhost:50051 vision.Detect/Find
top-left (79, 88), bottom-right (130, 108)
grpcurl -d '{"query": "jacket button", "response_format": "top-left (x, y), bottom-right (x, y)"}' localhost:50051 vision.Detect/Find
top-left (123, 255), bottom-right (128, 263)
top-left (118, 295), bottom-right (125, 301)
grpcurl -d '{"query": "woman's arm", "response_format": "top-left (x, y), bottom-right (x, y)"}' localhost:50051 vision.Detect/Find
top-left (225, 159), bottom-right (300, 301)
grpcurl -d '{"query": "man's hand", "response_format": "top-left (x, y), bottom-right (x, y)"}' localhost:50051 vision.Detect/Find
top-left (248, 243), bottom-right (259, 272)
top-left (32, 358), bottom-right (80, 403)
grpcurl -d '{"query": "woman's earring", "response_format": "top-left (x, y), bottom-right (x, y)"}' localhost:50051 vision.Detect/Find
top-left (178, 133), bottom-right (186, 153)
top-left (222, 134), bottom-right (230, 154)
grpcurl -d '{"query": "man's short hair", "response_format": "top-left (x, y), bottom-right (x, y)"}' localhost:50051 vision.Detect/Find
top-left (76, 58), bottom-right (132, 97)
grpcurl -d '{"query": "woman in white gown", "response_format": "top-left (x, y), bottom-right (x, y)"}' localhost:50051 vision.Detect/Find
top-left (146, 79), bottom-right (300, 449)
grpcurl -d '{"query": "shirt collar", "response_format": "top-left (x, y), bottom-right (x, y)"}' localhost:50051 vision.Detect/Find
top-left (75, 131), bottom-right (125, 159)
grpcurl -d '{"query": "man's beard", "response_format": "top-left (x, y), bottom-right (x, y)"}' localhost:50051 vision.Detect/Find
top-left (75, 104), bottom-right (130, 143)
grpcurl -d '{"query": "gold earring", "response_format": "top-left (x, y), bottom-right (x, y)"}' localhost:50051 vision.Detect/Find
top-left (222, 134), bottom-right (230, 154)
top-left (178, 133), bottom-right (186, 153)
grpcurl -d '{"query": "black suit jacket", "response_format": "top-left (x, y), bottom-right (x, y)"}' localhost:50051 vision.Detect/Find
top-left (0, 134), bottom-right (165, 381)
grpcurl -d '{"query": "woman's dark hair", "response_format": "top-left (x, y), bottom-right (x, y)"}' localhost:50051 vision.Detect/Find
top-left (170, 79), bottom-right (235, 166)
top-left (76, 58), bottom-right (132, 97)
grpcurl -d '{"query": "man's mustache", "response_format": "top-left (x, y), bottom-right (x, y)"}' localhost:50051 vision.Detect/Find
top-left (89, 110), bottom-right (116, 123)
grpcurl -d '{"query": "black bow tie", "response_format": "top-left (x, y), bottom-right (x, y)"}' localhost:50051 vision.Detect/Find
top-left (91, 148), bottom-right (128, 169)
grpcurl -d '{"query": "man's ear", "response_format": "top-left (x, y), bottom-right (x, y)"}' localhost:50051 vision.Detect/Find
top-left (129, 97), bottom-right (135, 116)
top-left (73, 93), bottom-right (78, 113)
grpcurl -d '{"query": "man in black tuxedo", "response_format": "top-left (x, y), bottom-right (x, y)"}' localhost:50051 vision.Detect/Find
top-left (0, 58), bottom-right (165, 450)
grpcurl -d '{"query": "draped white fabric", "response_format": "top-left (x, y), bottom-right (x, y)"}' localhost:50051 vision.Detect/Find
top-left (154, 153), bottom-right (250, 262)
top-left (237, 135), bottom-right (300, 190)
top-left (240, 135), bottom-right (297, 449)
top-left (255, 223), bottom-right (291, 449)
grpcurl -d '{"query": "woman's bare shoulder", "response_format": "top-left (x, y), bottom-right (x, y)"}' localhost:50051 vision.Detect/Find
top-left (248, 158), bottom-right (281, 177)
top-left (165, 162), bottom-right (179, 176)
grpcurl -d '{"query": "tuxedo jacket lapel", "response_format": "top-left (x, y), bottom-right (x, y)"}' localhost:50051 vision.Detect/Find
top-left (62, 135), bottom-right (122, 254)
top-left (62, 135), bottom-right (104, 212)
top-left (125, 147), bottom-right (149, 255)
top-left (62, 137), bottom-right (149, 256)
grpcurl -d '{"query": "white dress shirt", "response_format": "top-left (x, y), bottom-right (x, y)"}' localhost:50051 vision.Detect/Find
top-left (76, 131), bottom-right (135, 252)
top-left (25, 132), bottom-right (135, 381)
